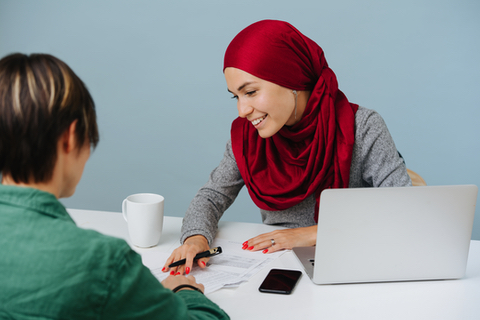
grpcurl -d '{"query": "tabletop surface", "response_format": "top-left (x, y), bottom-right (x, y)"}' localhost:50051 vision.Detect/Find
top-left (68, 209), bottom-right (480, 320)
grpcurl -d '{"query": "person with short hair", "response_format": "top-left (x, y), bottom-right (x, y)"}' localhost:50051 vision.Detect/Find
top-left (0, 53), bottom-right (229, 320)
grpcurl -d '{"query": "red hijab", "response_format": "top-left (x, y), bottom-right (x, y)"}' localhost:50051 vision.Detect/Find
top-left (224, 20), bottom-right (358, 221)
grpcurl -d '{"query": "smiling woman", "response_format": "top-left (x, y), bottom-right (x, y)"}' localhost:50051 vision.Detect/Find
top-left (163, 19), bottom-right (412, 276)
top-left (225, 67), bottom-right (310, 137)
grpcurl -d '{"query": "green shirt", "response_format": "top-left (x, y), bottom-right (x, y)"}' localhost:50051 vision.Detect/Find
top-left (0, 185), bottom-right (229, 320)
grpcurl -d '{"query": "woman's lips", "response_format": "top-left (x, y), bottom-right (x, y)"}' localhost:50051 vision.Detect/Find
top-left (251, 115), bottom-right (267, 126)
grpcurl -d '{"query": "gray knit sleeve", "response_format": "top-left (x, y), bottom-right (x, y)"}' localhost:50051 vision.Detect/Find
top-left (349, 107), bottom-right (412, 188)
top-left (180, 140), bottom-right (244, 245)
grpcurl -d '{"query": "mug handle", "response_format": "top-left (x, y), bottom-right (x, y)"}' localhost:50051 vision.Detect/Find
top-left (122, 199), bottom-right (128, 222)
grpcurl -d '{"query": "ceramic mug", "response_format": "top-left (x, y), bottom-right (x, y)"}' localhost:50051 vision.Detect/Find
top-left (122, 193), bottom-right (164, 247)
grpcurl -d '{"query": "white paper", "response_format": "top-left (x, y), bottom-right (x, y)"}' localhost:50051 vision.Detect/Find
top-left (141, 238), bottom-right (284, 294)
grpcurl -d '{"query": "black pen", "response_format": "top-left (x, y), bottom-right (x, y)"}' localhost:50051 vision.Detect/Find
top-left (168, 247), bottom-right (222, 268)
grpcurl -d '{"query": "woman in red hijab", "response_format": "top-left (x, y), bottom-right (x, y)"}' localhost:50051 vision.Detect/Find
top-left (164, 20), bottom-right (411, 275)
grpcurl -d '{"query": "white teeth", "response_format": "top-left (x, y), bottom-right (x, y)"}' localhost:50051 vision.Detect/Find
top-left (252, 116), bottom-right (266, 126)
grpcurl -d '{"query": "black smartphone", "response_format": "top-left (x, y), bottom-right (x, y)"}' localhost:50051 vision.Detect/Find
top-left (258, 269), bottom-right (302, 294)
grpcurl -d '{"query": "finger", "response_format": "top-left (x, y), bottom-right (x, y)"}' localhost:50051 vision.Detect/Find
top-left (168, 266), bottom-right (177, 276)
top-left (164, 247), bottom-right (182, 266)
top-left (243, 230), bottom-right (280, 249)
top-left (165, 249), bottom-right (186, 274)
top-left (197, 257), bottom-right (210, 269)
top-left (246, 236), bottom-right (277, 251)
top-left (173, 251), bottom-right (189, 275)
top-left (249, 230), bottom-right (290, 252)
top-left (261, 241), bottom-right (282, 254)
top-left (166, 255), bottom-right (179, 274)
top-left (184, 249), bottom-right (198, 275)
top-left (170, 258), bottom-right (184, 275)
top-left (247, 238), bottom-right (273, 252)
top-left (176, 264), bottom-right (186, 275)
top-left (242, 234), bottom-right (264, 249)
top-left (243, 237), bottom-right (262, 250)
top-left (163, 252), bottom-right (177, 272)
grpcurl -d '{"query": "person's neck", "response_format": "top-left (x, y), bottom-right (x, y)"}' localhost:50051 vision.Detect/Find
top-left (1, 175), bottom-right (60, 198)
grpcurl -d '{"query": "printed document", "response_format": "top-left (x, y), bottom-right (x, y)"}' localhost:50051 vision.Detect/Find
top-left (141, 238), bottom-right (284, 294)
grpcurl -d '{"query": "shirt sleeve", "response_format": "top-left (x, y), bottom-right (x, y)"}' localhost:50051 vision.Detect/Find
top-left (101, 247), bottom-right (230, 320)
top-left (350, 107), bottom-right (412, 188)
top-left (181, 140), bottom-right (245, 245)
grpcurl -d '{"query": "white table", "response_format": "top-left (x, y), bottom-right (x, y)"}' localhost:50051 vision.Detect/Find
top-left (68, 209), bottom-right (480, 320)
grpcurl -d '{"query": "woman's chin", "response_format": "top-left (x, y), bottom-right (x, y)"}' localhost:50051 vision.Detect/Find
top-left (257, 128), bottom-right (276, 139)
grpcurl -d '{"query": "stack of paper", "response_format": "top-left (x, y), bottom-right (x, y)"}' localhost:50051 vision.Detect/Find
top-left (141, 238), bottom-right (284, 294)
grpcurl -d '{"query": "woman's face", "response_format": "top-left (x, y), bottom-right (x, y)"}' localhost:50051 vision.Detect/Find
top-left (225, 67), bottom-right (297, 138)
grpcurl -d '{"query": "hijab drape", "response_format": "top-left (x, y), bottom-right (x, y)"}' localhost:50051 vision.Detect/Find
top-left (224, 20), bottom-right (358, 221)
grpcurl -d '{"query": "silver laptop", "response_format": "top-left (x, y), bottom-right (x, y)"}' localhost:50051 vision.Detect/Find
top-left (292, 185), bottom-right (478, 284)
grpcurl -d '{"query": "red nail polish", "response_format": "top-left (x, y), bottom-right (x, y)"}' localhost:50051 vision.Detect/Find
top-left (162, 267), bottom-right (166, 272)
top-left (248, 246), bottom-right (254, 250)
top-left (243, 241), bottom-right (248, 246)
top-left (262, 249), bottom-right (268, 254)
top-left (242, 244), bottom-right (248, 250)
top-left (176, 272), bottom-right (181, 275)
top-left (170, 270), bottom-right (175, 275)
top-left (201, 261), bottom-right (206, 267)
top-left (186, 267), bottom-right (190, 275)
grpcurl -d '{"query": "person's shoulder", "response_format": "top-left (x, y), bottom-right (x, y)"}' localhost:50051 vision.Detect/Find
top-left (78, 227), bottom-right (130, 251)
top-left (65, 225), bottom-right (133, 265)
top-left (355, 106), bottom-right (381, 121)
top-left (354, 106), bottom-right (387, 130)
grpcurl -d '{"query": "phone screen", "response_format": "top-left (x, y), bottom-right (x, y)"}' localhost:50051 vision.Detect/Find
top-left (258, 269), bottom-right (302, 294)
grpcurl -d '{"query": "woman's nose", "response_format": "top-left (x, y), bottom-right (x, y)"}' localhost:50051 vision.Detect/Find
top-left (237, 99), bottom-right (253, 118)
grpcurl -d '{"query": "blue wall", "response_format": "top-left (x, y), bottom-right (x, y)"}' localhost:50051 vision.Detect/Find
top-left (1, 0), bottom-right (479, 239)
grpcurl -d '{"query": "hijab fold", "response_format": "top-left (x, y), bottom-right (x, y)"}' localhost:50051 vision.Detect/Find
top-left (225, 20), bottom-right (358, 221)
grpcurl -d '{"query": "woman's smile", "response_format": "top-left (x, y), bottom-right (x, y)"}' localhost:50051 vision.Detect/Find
top-left (251, 115), bottom-right (267, 127)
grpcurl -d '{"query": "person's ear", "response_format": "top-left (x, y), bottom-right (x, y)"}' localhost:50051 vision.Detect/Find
top-left (61, 120), bottom-right (79, 154)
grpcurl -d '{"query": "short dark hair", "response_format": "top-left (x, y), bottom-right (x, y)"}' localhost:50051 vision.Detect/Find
top-left (0, 53), bottom-right (99, 183)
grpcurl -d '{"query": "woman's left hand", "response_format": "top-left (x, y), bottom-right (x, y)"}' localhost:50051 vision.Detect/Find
top-left (242, 225), bottom-right (317, 254)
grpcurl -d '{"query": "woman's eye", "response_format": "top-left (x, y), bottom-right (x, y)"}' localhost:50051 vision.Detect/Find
top-left (231, 95), bottom-right (238, 100)
top-left (245, 91), bottom-right (256, 96)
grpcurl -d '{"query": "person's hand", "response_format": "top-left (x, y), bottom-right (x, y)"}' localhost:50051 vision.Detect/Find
top-left (242, 225), bottom-right (317, 254)
top-left (162, 235), bottom-right (210, 275)
top-left (161, 274), bottom-right (205, 293)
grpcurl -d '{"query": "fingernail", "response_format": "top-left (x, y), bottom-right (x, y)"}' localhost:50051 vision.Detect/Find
top-left (176, 272), bottom-right (181, 275)
top-left (242, 244), bottom-right (248, 250)
top-left (162, 267), bottom-right (166, 272)
top-left (201, 261), bottom-right (206, 267)
top-left (262, 249), bottom-right (268, 254)
top-left (186, 267), bottom-right (190, 275)
top-left (243, 241), bottom-right (248, 246)
top-left (248, 246), bottom-right (254, 250)
top-left (170, 271), bottom-right (175, 275)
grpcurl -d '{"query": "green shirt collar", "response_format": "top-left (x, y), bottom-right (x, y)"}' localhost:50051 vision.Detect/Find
top-left (0, 184), bottom-right (73, 223)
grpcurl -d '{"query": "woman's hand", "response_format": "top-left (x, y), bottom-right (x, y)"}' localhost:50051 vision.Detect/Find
top-left (242, 225), bottom-right (317, 254)
top-left (163, 235), bottom-right (210, 275)
top-left (161, 274), bottom-right (205, 293)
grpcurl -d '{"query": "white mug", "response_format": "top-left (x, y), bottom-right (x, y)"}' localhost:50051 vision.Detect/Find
top-left (122, 193), bottom-right (164, 248)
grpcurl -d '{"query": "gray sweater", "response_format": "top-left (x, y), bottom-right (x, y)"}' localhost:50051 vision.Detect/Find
top-left (181, 107), bottom-right (412, 244)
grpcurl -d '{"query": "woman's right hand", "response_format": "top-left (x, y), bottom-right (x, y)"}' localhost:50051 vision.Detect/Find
top-left (163, 235), bottom-right (210, 275)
